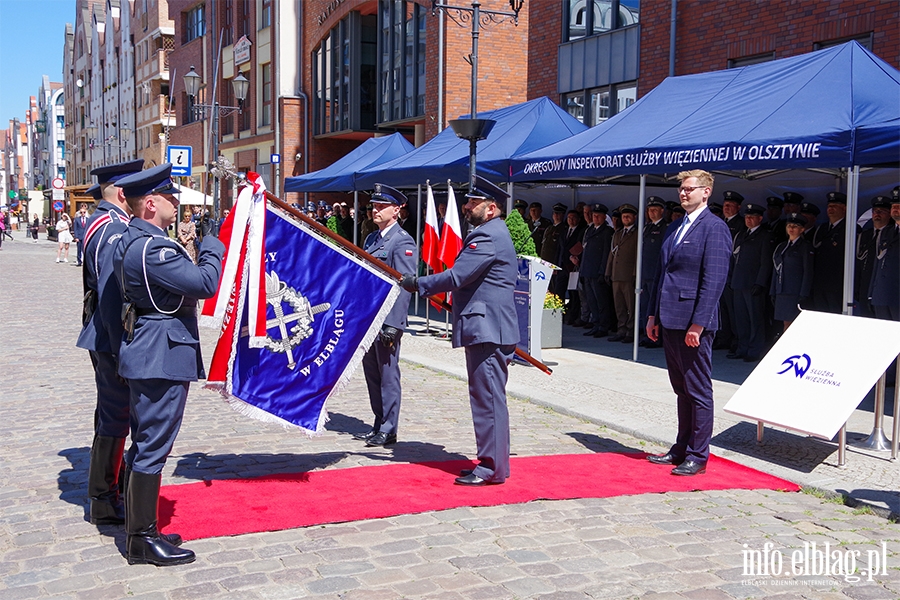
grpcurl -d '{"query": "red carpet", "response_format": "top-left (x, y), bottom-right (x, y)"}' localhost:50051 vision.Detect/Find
top-left (159, 453), bottom-right (799, 541)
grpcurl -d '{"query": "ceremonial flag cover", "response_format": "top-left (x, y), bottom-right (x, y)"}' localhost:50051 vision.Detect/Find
top-left (158, 453), bottom-right (799, 542)
top-left (203, 183), bottom-right (400, 434)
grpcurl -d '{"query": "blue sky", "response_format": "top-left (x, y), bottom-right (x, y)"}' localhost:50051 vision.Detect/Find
top-left (0, 0), bottom-right (72, 127)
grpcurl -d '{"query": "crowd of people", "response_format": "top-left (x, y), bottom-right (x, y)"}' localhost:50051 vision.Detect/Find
top-left (526, 184), bottom-right (900, 359)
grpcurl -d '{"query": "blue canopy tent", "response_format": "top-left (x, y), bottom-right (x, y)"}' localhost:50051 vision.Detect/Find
top-left (511, 42), bottom-right (899, 181)
top-left (284, 132), bottom-right (414, 193)
top-left (354, 97), bottom-right (588, 194)
top-left (510, 41), bottom-right (900, 360)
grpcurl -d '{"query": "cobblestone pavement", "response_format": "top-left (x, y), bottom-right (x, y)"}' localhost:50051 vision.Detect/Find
top-left (2, 231), bottom-right (900, 599)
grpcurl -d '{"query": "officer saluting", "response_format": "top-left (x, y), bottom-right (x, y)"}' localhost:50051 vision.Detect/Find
top-left (400, 176), bottom-right (519, 486)
top-left (76, 159), bottom-right (144, 527)
top-left (112, 163), bottom-right (225, 566)
top-left (353, 184), bottom-right (417, 447)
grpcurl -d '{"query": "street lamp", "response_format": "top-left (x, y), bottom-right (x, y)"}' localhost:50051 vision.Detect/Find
top-left (183, 65), bottom-right (249, 232)
top-left (432, 0), bottom-right (524, 193)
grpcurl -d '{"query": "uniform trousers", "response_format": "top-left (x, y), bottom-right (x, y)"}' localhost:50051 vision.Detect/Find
top-left (812, 287), bottom-right (842, 314)
top-left (717, 285), bottom-right (736, 348)
top-left (126, 379), bottom-right (189, 475)
top-left (361, 336), bottom-right (402, 435)
top-left (611, 279), bottom-right (636, 336)
top-left (661, 326), bottom-right (715, 464)
top-left (639, 278), bottom-right (656, 336)
top-left (583, 276), bottom-right (614, 332)
top-left (733, 288), bottom-right (765, 358)
top-left (874, 304), bottom-right (900, 322)
top-left (464, 343), bottom-right (515, 483)
top-left (90, 350), bottom-right (131, 438)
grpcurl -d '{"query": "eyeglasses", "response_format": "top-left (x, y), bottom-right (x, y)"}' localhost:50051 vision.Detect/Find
top-left (678, 185), bottom-right (708, 194)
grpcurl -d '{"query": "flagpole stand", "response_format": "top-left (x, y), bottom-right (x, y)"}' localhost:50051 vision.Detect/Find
top-left (851, 372), bottom-right (891, 451)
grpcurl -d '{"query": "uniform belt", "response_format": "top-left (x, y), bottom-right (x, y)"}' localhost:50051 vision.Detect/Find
top-left (135, 307), bottom-right (196, 318)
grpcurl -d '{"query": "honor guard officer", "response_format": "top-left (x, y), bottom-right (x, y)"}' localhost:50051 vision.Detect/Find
top-left (354, 184), bottom-right (417, 447)
top-left (75, 159), bottom-right (144, 527)
top-left (112, 163), bottom-right (225, 566)
top-left (400, 175), bottom-right (519, 486)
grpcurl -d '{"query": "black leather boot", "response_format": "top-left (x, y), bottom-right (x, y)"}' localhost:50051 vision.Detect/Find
top-left (122, 466), bottom-right (182, 546)
top-left (88, 436), bottom-right (126, 525)
top-left (126, 471), bottom-right (195, 566)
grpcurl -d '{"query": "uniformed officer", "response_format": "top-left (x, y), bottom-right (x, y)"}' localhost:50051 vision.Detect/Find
top-left (75, 159), bottom-right (144, 527)
top-left (716, 191), bottom-right (745, 351)
top-left (639, 197), bottom-right (668, 347)
top-left (721, 191), bottom-right (746, 239)
top-left (868, 193), bottom-right (900, 321)
top-left (856, 196), bottom-right (893, 317)
top-left (528, 202), bottom-right (551, 255)
top-left (400, 175), bottom-right (519, 486)
top-left (811, 192), bottom-right (855, 313)
top-left (708, 201), bottom-right (724, 218)
top-left (354, 184), bottom-right (417, 447)
top-left (580, 203), bottom-right (614, 337)
top-left (112, 163), bottom-right (225, 566)
top-left (729, 203), bottom-right (773, 362)
top-left (513, 198), bottom-right (528, 219)
top-left (606, 203), bottom-right (638, 343)
top-left (771, 213), bottom-right (814, 330)
top-left (800, 201), bottom-right (821, 241)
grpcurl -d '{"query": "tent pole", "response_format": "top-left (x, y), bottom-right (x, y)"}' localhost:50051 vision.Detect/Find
top-left (842, 166), bottom-right (859, 316)
top-left (633, 175), bottom-right (647, 362)
top-left (416, 184), bottom-right (421, 319)
top-left (353, 191), bottom-right (358, 246)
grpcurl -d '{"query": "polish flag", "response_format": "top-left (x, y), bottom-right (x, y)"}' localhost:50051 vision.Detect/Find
top-left (439, 184), bottom-right (463, 269)
top-left (422, 183), bottom-right (442, 274)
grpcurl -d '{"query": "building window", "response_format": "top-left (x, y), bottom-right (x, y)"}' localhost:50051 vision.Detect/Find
top-left (312, 12), bottom-right (378, 136)
top-left (240, 79), bottom-right (251, 131)
top-left (378, 0), bottom-right (425, 125)
top-left (184, 4), bottom-right (205, 43)
top-left (261, 63), bottom-right (271, 127)
top-left (223, 0), bottom-right (233, 46)
top-left (814, 32), bottom-right (873, 51)
top-left (566, 82), bottom-right (635, 126)
top-left (222, 83), bottom-right (235, 135)
top-left (240, 0), bottom-right (251, 38)
top-left (260, 0), bottom-right (271, 29)
top-left (184, 92), bottom-right (199, 124)
top-left (564, 0), bottom-right (639, 41)
top-left (727, 52), bottom-right (775, 69)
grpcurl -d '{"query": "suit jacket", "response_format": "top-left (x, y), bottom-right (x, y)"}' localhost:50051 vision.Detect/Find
top-left (580, 223), bottom-right (613, 278)
top-left (606, 226), bottom-right (638, 282)
top-left (649, 207), bottom-right (732, 331)
top-left (112, 218), bottom-right (224, 381)
top-left (75, 201), bottom-right (130, 354)
top-left (530, 216), bottom-right (551, 255)
top-left (856, 226), bottom-right (882, 303)
top-left (72, 214), bottom-right (89, 240)
top-left (771, 238), bottom-right (814, 298)
top-left (812, 219), bottom-right (851, 290)
top-left (417, 216), bottom-right (519, 348)
top-left (364, 224), bottom-right (416, 330)
top-left (558, 224), bottom-right (586, 273)
top-left (724, 215), bottom-right (746, 240)
top-left (869, 223), bottom-right (899, 308)
top-left (730, 226), bottom-right (774, 290)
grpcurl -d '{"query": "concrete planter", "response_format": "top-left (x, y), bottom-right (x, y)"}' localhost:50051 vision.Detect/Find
top-left (541, 309), bottom-right (563, 349)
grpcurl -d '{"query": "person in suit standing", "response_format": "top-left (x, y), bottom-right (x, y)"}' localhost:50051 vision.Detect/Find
top-left (528, 202), bottom-right (551, 256)
top-left (639, 197), bottom-right (668, 347)
top-left (579, 203), bottom-right (614, 337)
top-left (112, 163), bottom-right (225, 566)
top-left (72, 204), bottom-right (89, 266)
top-left (606, 203), bottom-right (638, 343)
top-left (75, 160), bottom-right (145, 528)
top-left (868, 192), bottom-right (900, 322)
top-left (542, 203), bottom-right (567, 296)
top-left (558, 209), bottom-right (586, 324)
top-left (354, 184), bottom-right (417, 447)
top-left (400, 175), bottom-right (518, 486)
top-left (770, 213), bottom-right (814, 331)
top-left (811, 192), bottom-right (854, 313)
top-left (728, 203), bottom-right (773, 362)
top-left (645, 170), bottom-right (732, 476)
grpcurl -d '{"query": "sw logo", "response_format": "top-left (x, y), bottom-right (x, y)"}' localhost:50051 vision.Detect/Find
top-left (778, 354), bottom-right (812, 378)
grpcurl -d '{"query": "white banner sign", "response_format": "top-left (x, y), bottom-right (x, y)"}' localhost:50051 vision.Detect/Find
top-left (724, 311), bottom-right (900, 440)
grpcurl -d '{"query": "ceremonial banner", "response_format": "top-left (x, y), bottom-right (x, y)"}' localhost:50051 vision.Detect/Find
top-left (205, 197), bottom-right (400, 434)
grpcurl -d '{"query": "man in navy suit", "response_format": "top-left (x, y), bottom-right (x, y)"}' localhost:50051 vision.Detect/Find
top-left (401, 175), bottom-right (519, 486)
top-left (113, 163), bottom-right (224, 566)
top-left (645, 170), bottom-right (732, 476)
top-left (72, 204), bottom-right (89, 266)
top-left (354, 184), bottom-right (417, 447)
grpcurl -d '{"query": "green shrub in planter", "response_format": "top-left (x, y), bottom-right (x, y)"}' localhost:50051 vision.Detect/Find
top-left (504, 209), bottom-right (537, 257)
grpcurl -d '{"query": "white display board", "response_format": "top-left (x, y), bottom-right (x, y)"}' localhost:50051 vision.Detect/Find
top-left (724, 310), bottom-right (900, 440)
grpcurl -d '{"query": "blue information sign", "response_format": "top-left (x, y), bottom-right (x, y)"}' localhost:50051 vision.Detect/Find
top-left (167, 145), bottom-right (193, 176)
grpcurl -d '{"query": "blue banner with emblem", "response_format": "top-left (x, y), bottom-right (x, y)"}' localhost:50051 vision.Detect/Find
top-left (213, 203), bottom-right (400, 434)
